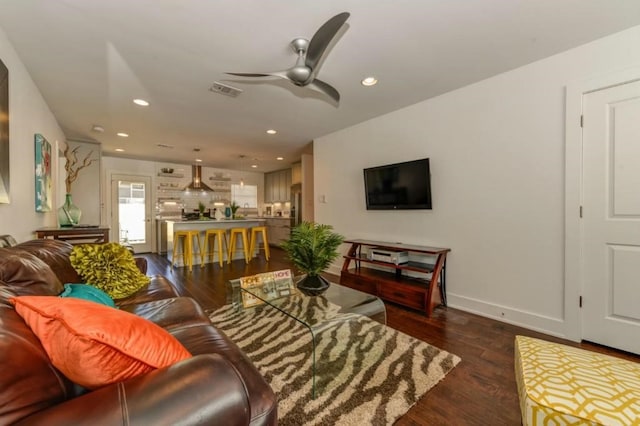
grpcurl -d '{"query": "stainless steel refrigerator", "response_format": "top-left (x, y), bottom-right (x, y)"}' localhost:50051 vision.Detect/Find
top-left (290, 183), bottom-right (302, 229)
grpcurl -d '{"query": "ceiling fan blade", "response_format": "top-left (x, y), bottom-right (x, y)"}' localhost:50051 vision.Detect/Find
top-left (225, 72), bottom-right (271, 77)
top-left (307, 78), bottom-right (340, 104)
top-left (305, 12), bottom-right (350, 71)
top-left (225, 72), bottom-right (288, 79)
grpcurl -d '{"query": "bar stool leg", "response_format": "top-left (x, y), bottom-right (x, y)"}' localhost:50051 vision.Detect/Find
top-left (193, 232), bottom-right (202, 270)
top-left (184, 235), bottom-right (192, 271)
top-left (249, 227), bottom-right (270, 262)
top-left (203, 230), bottom-right (227, 268)
top-left (263, 230), bottom-right (270, 261)
top-left (241, 231), bottom-right (250, 263)
top-left (171, 234), bottom-right (183, 268)
top-left (217, 233), bottom-right (227, 267)
top-left (201, 233), bottom-right (210, 266)
top-left (227, 231), bottom-right (236, 265)
top-left (228, 229), bottom-right (249, 264)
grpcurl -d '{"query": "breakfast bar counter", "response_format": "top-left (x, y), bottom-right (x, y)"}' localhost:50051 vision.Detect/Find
top-left (166, 219), bottom-right (265, 266)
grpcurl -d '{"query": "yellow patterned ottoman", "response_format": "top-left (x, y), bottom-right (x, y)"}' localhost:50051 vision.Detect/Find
top-left (515, 335), bottom-right (640, 425)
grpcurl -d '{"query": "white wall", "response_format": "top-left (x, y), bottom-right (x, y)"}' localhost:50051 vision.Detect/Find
top-left (63, 139), bottom-right (102, 226)
top-left (315, 25), bottom-right (640, 338)
top-left (0, 26), bottom-right (66, 242)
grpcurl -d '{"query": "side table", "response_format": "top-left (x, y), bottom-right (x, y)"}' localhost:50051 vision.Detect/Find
top-left (35, 226), bottom-right (110, 245)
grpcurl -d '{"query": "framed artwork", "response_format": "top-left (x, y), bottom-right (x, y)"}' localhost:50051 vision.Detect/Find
top-left (35, 133), bottom-right (52, 212)
top-left (0, 58), bottom-right (8, 204)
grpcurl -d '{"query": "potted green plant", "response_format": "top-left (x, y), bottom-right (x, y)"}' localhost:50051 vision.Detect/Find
top-left (198, 201), bottom-right (206, 219)
top-left (280, 222), bottom-right (344, 295)
top-left (230, 200), bottom-right (240, 219)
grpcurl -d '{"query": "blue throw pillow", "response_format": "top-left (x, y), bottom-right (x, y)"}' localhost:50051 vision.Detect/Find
top-left (60, 283), bottom-right (116, 308)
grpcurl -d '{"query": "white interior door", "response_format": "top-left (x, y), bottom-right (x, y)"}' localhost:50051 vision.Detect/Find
top-left (582, 79), bottom-right (640, 354)
top-left (111, 174), bottom-right (153, 253)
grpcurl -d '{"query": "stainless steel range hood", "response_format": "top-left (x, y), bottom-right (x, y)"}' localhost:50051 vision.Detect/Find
top-left (184, 165), bottom-right (214, 192)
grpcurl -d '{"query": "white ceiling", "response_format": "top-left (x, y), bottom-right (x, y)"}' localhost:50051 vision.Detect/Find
top-left (1, 1), bottom-right (639, 172)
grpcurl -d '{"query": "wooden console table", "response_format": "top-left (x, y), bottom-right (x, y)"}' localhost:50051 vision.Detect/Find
top-left (340, 239), bottom-right (450, 317)
top-left (35, 227), bottom-right (110, 245)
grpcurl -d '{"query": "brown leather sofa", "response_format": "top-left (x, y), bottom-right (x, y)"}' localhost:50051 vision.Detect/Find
top-left (0, 239), bottom-right (277, 426)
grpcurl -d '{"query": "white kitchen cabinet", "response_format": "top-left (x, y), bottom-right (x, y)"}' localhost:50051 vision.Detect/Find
top-left (264, 168), bottom-right (292, 202)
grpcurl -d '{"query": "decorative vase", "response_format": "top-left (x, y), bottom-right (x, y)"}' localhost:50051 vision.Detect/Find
top-left (58, 193), bottom-right (81, 227)
top-left (296, 274), bottom-right (330, 296)
top-left (224, 206), bottom-right (232, 219)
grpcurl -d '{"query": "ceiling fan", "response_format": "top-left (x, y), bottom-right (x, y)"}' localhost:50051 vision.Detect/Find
top-left (226, 12), bottom-right (350, 104)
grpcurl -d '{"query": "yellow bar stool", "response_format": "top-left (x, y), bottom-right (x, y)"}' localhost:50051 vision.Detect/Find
top-left (171, 230), bottom-right (202, 271)
top-left (201, 228), bottom-right (228, 267)
top-left (227, 227), bottom-right (250, 264)
top-left (249, 226), bottom-right (270, 261)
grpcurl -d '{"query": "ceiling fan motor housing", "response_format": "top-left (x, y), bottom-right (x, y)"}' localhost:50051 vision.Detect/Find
top-left (288, 38), bottom-right (313, 85)
top-left (290, 38), bottom-right (309, 53)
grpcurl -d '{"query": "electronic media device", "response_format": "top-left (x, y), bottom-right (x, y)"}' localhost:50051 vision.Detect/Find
top-left (363, 158), bottom-right (432, 210)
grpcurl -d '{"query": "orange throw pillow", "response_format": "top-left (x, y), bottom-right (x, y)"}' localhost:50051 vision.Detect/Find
top-left (10, 296), bottom-right (191, 389)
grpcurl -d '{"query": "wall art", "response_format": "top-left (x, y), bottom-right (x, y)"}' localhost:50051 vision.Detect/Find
top-left (35, 133), bottom-right (52, 212)
top-left (0, 58), bottom-right (8, 204)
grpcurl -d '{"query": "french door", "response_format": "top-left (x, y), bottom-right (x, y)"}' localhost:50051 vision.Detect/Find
top-left (110, 174), bottom-right (153, 253)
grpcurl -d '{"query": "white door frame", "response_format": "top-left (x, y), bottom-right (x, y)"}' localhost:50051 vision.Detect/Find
top-left (564, 67), bottom-right (640, 341)
top-left (110, 173), bottom-right (153, 253)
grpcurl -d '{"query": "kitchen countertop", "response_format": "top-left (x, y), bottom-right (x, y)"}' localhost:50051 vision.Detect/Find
top-left (165, 218), bottom-right (265, 223)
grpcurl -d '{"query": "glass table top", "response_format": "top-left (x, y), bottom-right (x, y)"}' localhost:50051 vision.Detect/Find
top-left (228, 271), bottom-right (386, 398)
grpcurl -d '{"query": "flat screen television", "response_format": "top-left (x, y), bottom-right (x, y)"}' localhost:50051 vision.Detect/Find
top-left (363, 158), bottom-right (432, 210)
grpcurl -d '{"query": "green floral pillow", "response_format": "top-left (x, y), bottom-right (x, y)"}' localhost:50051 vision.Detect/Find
top-left (70, 243), bottom-right (150, 300)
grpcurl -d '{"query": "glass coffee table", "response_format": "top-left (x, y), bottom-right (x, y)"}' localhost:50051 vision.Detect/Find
top-left (228, 274), bottom-right (386, 398)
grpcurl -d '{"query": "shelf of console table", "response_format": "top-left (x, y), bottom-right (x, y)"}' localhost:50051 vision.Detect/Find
top-left (35, 226), bottom-right (110, 244)
top-left (340, 239), bottom-right (450, 317)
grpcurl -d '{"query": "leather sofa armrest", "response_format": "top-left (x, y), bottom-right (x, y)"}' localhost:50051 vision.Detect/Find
top-left (15, 354), bottom-right (251, 426)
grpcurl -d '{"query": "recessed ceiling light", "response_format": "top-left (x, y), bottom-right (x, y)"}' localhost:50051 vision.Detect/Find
top-left (115, 148), bottom-right (124, 152)
top-left (276, 157), bottom-right (284, 161)
top-left (117, 132), bottom-right (129, 137)
top-left (133, 98), bottom-right (149, 106)
top-left (361, 76), bottom-right (378, 86)
top-left (195, 158), bottom-right (202, 162)
top-left (91, 125), bottom-right (104, 133)
top-left (251, 164), bottom-right (258, 168)
top-left (266, 129), bottom-right (277, 135)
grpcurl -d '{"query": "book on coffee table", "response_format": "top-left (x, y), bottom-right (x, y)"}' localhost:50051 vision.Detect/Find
top-left (239, 269), bottom-right (295, 308)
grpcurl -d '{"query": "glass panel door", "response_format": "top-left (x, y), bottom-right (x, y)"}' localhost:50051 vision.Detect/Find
top-left (111, 174), bottom-right (152, 253)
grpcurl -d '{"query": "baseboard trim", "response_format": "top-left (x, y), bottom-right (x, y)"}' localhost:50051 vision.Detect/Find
top-left (447, 293), bottom-right (570, 340)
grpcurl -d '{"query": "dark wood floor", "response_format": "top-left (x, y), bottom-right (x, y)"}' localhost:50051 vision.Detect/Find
top-left (140, 248), bottom-right (640, 426)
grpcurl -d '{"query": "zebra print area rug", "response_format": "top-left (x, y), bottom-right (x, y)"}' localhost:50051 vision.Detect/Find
top-left (209, 296), bottom-right (460, 425)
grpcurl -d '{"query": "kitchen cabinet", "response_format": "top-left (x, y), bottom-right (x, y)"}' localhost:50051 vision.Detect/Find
top-left (291, 162), bottom-right (302, 185)
top-left (264, 173), bottom-right (273, 203)
top-left (265, 218), bottom-right (291, 246)
top-left (264, 168), bottom-right (291, 203)
top-left (284, 169), bottom-right (291, 198)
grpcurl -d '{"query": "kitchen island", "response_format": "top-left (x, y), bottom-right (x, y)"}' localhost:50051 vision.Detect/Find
top-left (166, 218), bottom-right (265, 267)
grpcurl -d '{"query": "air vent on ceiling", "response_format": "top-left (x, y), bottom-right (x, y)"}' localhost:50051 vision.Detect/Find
top-left (156, 143), bottom-right (174, 149)
top-left (210, 81), bottom-right (243, 97)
